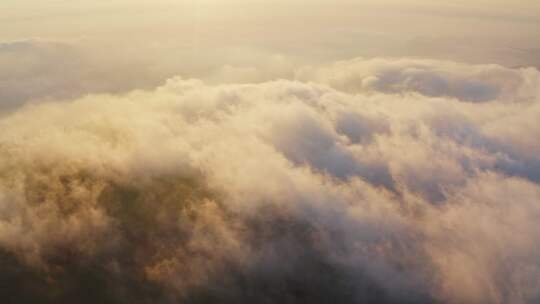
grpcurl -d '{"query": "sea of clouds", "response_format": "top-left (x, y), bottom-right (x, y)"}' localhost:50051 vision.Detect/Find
top-left (1, 54), bottom-right (540, 303)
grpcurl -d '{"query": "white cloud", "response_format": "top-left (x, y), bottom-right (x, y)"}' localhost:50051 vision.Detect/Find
top-left (0, 58), bottom-right (540, 303)
top-left (296, 57), bottom-right (540, 102)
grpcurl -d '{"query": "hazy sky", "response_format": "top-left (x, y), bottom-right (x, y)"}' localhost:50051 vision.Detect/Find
top-left (2, 0), bottom-right (540, 66)
top-left (1, 0), bottom-right (539, 111)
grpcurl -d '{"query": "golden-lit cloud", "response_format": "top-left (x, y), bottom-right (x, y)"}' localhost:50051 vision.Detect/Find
top-left (1, 1), bottom-right (540, 303)
top-left (1, 57), bottom-right (540, 303)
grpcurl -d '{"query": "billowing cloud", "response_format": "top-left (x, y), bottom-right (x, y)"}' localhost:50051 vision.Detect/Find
top-left (296, 57), bottom-right (540, 102)
top-left (0, 58), bottom-right (540, 303)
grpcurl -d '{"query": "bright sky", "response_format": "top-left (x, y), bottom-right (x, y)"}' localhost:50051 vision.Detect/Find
top-left (1, 0), bottom-right (539, 109)
top-left (2, 0), bottom-right (539, 66)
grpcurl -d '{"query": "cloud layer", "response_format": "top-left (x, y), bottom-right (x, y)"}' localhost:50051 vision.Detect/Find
top-left (1, 58), bottom-right (540, 303)
top-left (0, 39), bottom-right (299, 112)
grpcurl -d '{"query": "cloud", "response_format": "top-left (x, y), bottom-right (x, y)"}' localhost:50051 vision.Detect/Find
top-left (0, 58), bottom-right (540, 303)
top-left (0, 39), bottom-right (301, 113)
top-left (0, 39), bottom-right (163, 113)
top-left (296, 57), bottom-right (540, 102)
